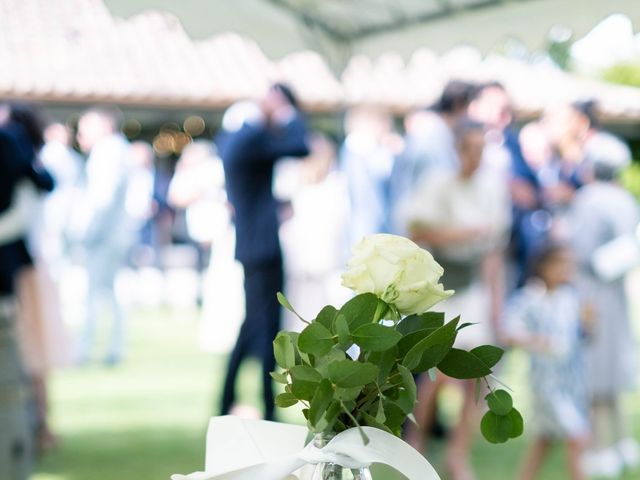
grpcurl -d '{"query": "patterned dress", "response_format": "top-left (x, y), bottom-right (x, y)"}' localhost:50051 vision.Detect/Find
top-left (505, 281), bottom-right (589, 439)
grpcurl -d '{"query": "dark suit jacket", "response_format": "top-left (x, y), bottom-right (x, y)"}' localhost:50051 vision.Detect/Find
top-left (216, 115), bottom-right (308, 267)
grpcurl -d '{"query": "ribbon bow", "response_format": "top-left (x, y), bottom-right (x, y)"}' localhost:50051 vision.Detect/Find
top-left (171, 416), bottom-right (440, 480)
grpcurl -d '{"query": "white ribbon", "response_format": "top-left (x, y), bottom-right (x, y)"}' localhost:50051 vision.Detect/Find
top-left (171, 416), bottom-right (441, 480)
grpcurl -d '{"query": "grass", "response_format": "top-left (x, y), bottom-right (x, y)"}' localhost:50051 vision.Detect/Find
top-left (34, 306), bottom-right (640, 480)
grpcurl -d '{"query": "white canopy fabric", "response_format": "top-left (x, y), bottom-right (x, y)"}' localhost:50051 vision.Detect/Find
top-left (1, 0), bottom-right (639, 122)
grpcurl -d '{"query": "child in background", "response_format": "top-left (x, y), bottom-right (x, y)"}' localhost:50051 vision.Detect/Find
top-left (503, 244), bottom-right (590, 480)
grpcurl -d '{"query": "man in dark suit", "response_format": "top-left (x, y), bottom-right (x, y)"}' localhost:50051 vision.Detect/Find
top-left (216, 85), bottom-right (309, 420)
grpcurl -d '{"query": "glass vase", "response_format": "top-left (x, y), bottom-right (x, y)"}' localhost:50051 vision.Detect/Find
top-left (309, 434), bottom-right (373, 480)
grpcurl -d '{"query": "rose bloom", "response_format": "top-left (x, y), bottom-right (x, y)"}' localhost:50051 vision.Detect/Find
top-left (341, 234), bottom-right (453, 316)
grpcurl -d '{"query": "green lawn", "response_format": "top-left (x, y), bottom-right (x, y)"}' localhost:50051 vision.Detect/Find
top-left (34, 307), bottom-right (640, 480)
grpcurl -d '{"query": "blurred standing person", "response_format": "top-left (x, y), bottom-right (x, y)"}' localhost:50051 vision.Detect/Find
top-left (4, 104), bottom-right (75, 454)
top-left (389, 80), bottom-right (474, 234)
top-left (402, 119), bottom-right (511, 480)
top-left (76, 107), bottom-right (133, 366)
top-left (38, 123), bottom-right (83, 273)
top-left (503, 244), bottom-right (589, 480)
top-left (125, 141), bottom-right (156, 267)
top-left (567, 133), bottom-right (640, 477)
top-left (341, 107), bottom-right (400, 248)
top-left (278, 134), bottom-right (350, 331)
top-left (168, 139), bottom-right (242, 354)
top-left (0, 121), bottom-right (46, 480)
top-left (216, 85), bottom-right (309, 421)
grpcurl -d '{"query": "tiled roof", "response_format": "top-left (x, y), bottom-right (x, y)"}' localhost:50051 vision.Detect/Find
top-left (1, 0), bottom-right (639, 121)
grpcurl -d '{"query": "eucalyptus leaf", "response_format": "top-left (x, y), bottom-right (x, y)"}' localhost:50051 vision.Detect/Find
top-left (275, 392), bottom-right (298, 408)
top-left (362, 411), bottom-right (393, 434)
top-left (383, 402), bottom-right (406, 435)
top-left (368, 347), bottom-right (398, 384)
top-left (334, 314), bottom-right (352, 348)
top-left (486, 389), bottom-right (513, 416)
top-left (480, 411), bottom-right (512, 444)
top-left (470, 345), bottom-right (504, 370)
top-left (308, 379), bottom-right (334, 426)
top-left (402, 317), bottom-right (460, 372)
top-left (397, 365), bottom-right (417, 401)
top-left (315, 305), bottom-right (338, 330)
top-left (277, 292), bottom-right (308, 324)
top-left (335, 386), bottom-right (362, 402)
top-left (328, 360), bottom-right (379, 388)
top-left (375, 398), bottom-right (386, 423)
top-left (269, 371), bottom-right (289, 385)
top-left (396, 312), bottom-right (445, 335)
top-left (298, 322), bottom-right (335, 357)
top-left (315, 347), bottom-right (347, 377)
top-left (290, 365), bottom-right (323, 400)
top-left (352, 323), bottom-right (402, 352)
top-left (338, 293), bottom-right (380, 330)
top-left (507, 408), bottom-right (524, 438)
top-left (273, 332), bottom-right (296, 370)
top-left (437, 348), bottom-right (493, 379)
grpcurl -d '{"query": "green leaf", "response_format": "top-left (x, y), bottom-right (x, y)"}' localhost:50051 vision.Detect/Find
top-left (375, 398), bottom-right (386, 423)
top-left (315, 305), bottom-right (338, 330)
top-left (270, 371), bottom-right (289, 385)
top-left (277, 292), bottom-right (308, 324)
top-left (457, 322), bottom-right (477, 331)
top-left (340, 402), bottom-right (370, 445)
top-left (334, 314), bottom-right (352, 348)
top-left (507, 408), bottom-right (524, 438)
top-left (308, 379), bottom-right (334, 426)
top-left (273, 332), bottom-right (296, 369)
top-left (470, 345), bottom-right (504, 370)
top-left (328, 360), bottom-right (379, 388)
top-left (396, 312), bottom-right (444, 335)
top-left (361, 411), bottom-right (394, 435)
top-left (437, 348), bottom-right (493, 379)
top-left (383, 402), bottom-right (407, 435)
top-left (290, 365), bottom-right (322, 401)
top-left (275, 392), bottom-right (298, 408)
top-left (480, 411), bottom-right (512, 444)
top-left (339, 293), bottom-right (380, 330)
top-left (486, 389), bottom-right (513, 416)
top-left (474, 378), bottom-right (482, 404)
top-left (352, 323), bottom-right (402, 352)
top-left (397, 365), bottom-right (417, 401)
top-left (428, 368), bottom-right (437, 382)
top-left (368, 347), bottom-right (398, 384)
top-left (335, 386), bottom-right (362, 402)
top-left (298, 322), bottom-right (335, 357)
top-left (394, 386), bottom-right (416, 414)
top-left (402, 317), bottom-right (460, 372)
top-left (315, 347), bottom-right (347, 377)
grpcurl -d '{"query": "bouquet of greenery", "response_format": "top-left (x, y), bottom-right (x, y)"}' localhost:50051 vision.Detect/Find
top-left (272, 234), bottom-right (522, 446)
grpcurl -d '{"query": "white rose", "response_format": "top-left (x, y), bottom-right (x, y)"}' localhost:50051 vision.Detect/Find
top-left (341, 234), bottom-right (454, 316)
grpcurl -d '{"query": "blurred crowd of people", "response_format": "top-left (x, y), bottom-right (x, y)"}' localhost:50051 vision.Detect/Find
top-left (0, 77), bottom-right (639, 479)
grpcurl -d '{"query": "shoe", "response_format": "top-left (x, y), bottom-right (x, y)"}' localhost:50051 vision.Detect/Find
top-left (617, 438), bottom-right (640, 470)
top-left (581, 448), bottom-right (623, 478)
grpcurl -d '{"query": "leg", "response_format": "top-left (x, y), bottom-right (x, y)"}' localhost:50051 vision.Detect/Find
top-left (445, 380), bottom-right (479, 480)
top-left (566, 437), bottom-right (588, 480)
top-left (104, 247), bottom-right (127, 364)
top-left (520, 437), bottom-right (552, 480)
top-left (105, 283), bottom-right (125, 364)
top-left (79, 261), bottom-right (101, 364)
top-left (405, 372), bottom-right (445, 452)
top-left (219, 264), bottom-right (258, 416)
top-left (258, 262), bottom-right (283, 421)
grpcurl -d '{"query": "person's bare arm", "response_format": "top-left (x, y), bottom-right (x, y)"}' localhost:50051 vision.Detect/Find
top-left (483, 249), bottom-right (506, 340)
top-left (408, 222), bottom-right (487, 247)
